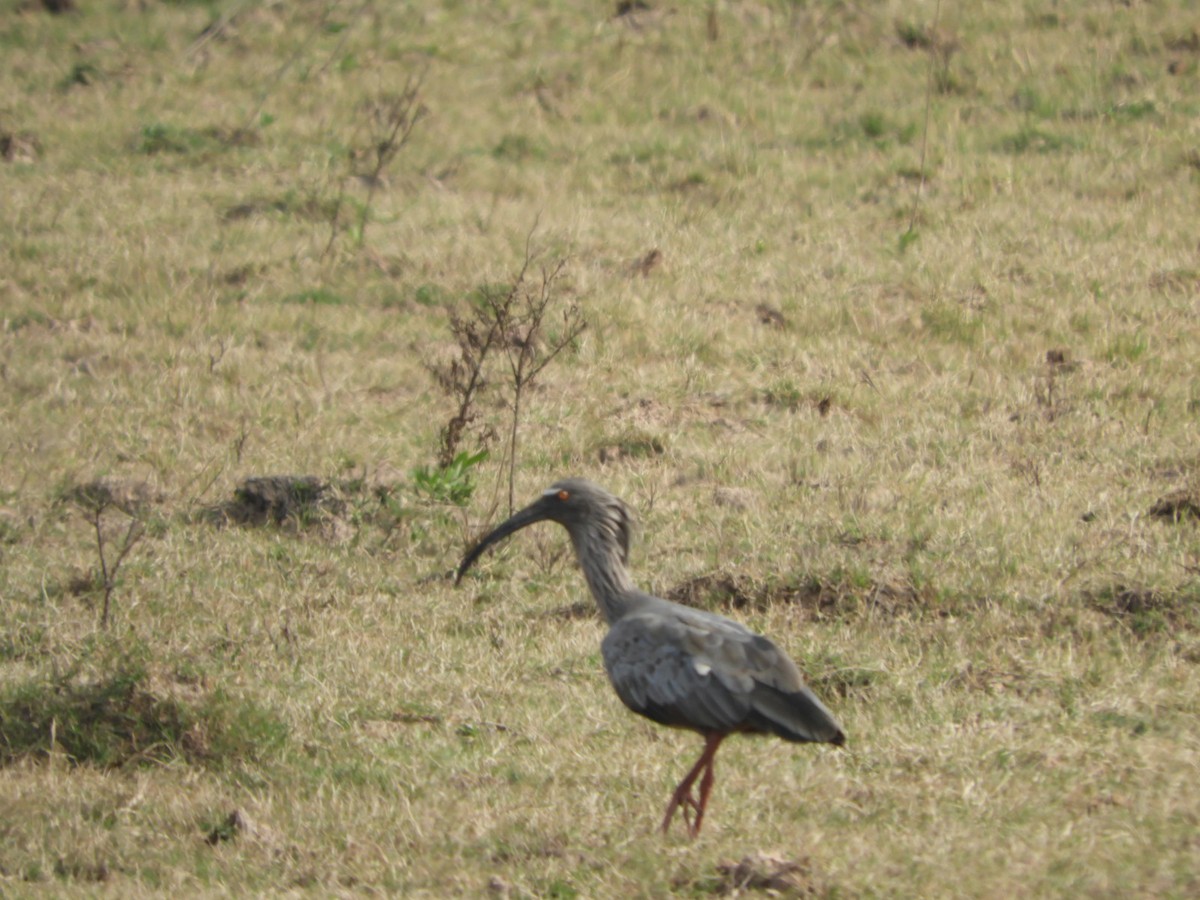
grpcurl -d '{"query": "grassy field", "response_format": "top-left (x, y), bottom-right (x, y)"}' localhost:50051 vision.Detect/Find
top-left (3, 0), bottom-right (1199, 895)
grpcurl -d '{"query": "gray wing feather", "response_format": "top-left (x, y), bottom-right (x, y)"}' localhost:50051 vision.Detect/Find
top-left (601, 605), bottom-right (845, 744)
top-left (602, 612), bottom-right (750, 732)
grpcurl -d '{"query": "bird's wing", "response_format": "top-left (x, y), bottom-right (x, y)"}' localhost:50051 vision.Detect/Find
top-left (601, 605), bottom-right (844, 744)
top-left (602, 610), bottom-right (753, 733)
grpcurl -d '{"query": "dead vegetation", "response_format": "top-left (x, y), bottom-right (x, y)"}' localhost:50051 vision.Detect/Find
top-left (59, 478), bottom-right (156, 629)
top-left (711, 853), bottom-right (823, 896)
top-left (425, 235), bottom-right (586, 513)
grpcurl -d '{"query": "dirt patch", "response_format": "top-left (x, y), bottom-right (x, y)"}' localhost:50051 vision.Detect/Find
top-left (1149, 488), bottom-right (1200, 522)
top-left (1, 129), bottom-right (42, 163)
top-left (755, 303), bottom-right (787, 329)
top-left (596, 430), bottom-right (666, 464)
top-left (666, 569), bottom-right (931, 619)
top-left (541, 600), bottom-right (595, 621)
top-left (202, 475), bottom-right (394, 539)
top-left (195, 473), bottom-right (418, 543)
top-left (666, 571), bottom-right (764, 610)
top-left (228, 476), bottom-right (343, 524)
top-left (711, 853), bottom-right (824, 896)
top-left (1088, 585), bottom-right (1199, 635)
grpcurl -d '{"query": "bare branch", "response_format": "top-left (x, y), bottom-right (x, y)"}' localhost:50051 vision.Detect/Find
top-left (424, 224), bottom-right (586, 515)
top-left (75, 493), bottom-right (146, 630)
top-left (322, 69), bottom-right (426, 259)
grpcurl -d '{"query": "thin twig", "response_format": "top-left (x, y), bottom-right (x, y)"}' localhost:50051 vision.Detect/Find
top-left (356, 71), bottom-right (427, 247)
top-left (86, 502), bottom-right (145, 630)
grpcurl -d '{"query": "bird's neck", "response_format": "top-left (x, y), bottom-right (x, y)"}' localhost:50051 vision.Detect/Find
top-left (570, 531), bottom-right (637, 624)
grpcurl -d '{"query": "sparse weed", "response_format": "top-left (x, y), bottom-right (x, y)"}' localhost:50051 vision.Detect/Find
top-left (322, 74), bottom-right (425, 258)
top-left (426, 232), bottom-right (586, 513)
top-left (59, 480), bottom-right (149, 630)
top-left (411, 450), bottom-right (488, 506)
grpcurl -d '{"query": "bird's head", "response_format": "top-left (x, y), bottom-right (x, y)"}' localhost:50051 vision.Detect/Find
top-left (455, 478), bottom-right (634, 583)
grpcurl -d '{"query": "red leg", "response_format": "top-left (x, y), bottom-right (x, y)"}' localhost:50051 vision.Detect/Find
top-left (690, 748), bottom-right (719, 837)
top-left (661, 733), bottom-right (726, 838)
top-left (659, 751), bottom-right (708, 834)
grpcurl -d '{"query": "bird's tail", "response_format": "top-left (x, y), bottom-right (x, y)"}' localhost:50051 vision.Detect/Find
top-left (750, 682), bottom-right (846, 745)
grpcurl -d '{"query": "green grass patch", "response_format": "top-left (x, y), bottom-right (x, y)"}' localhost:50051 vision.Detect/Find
top-left (995, 125), bottom-right (1079, 154)
top-left (493, 133), bottom-right (547, 161)
top-left (134, 123), bottom-right (222, 156)
top-left (920, 302), bottom-right (983, 345)
top-left (1105, 330), bottom-right (1148, 365)
top-left (412, 283), bottom-right (452, 307)
top-left (281, 288), bottom-right (347, 306)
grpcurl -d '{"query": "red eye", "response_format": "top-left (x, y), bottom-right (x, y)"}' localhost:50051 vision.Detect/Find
top-left (557, 490), bottom-right (570, 501)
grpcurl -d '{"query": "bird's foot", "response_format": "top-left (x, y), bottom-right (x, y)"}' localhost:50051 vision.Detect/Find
top-left (661, 788), bottom-right (703, 837)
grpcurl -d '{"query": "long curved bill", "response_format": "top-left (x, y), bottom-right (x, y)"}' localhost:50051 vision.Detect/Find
top-left (455, 496), bottom-right (555, 584)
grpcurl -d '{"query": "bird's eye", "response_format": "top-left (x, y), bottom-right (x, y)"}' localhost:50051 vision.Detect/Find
top-left (556, 490), bottom-right (570, 501)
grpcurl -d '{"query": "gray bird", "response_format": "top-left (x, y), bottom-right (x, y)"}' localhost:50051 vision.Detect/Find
top-left (456, 478), bottom-right (845, 837)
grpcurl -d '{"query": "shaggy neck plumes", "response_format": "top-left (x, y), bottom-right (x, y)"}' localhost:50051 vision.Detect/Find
top-left (567, 518), bottom-right (637, 624)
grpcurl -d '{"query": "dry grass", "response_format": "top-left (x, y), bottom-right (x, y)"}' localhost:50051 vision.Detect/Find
top-left (2, 0), bottom-right (1199, 895)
